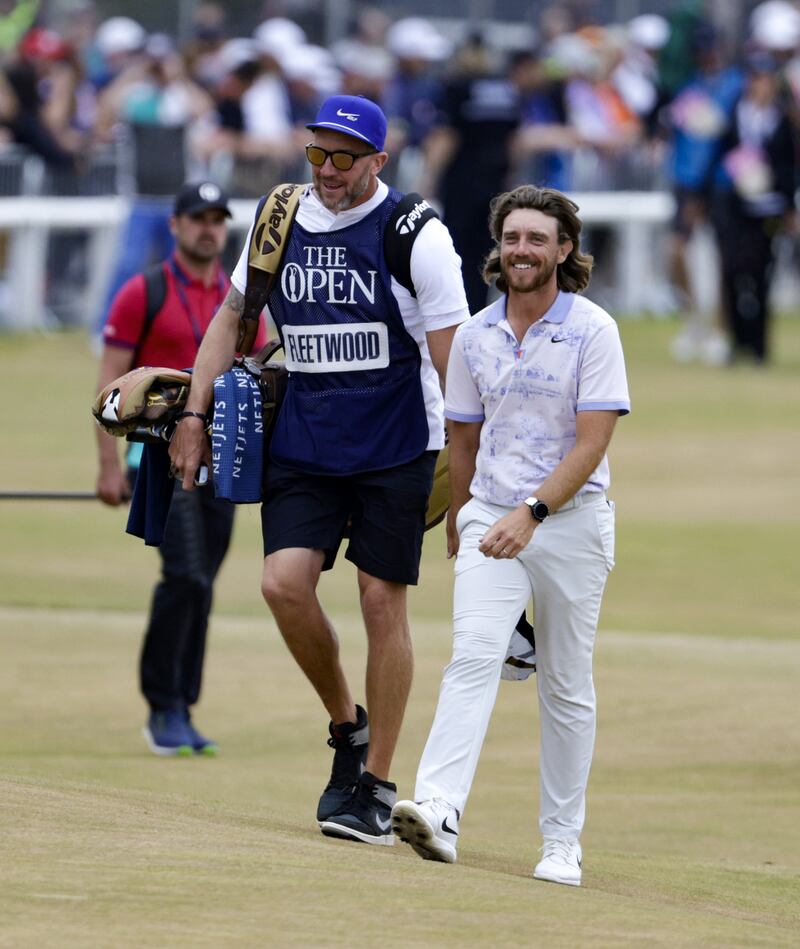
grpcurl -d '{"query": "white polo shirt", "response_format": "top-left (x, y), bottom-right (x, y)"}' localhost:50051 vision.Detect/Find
top-left (231, 180), bottom-right (469, 450)
top-left (445, 291), bottom-right (631, 507)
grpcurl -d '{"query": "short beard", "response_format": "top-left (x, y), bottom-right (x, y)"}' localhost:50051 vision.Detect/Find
top-left (314, 168), bottom-right (371, 212)
top-left (502, 258), bottom-right (557, 292)
top-left (180, 242), bottom-right (219, 265)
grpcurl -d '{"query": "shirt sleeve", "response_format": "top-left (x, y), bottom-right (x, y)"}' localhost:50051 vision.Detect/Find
top-left (577, 321), bottom-right (631, 415)
top-left (102, 274), bottom-right (148, 350)
top-left (409, 217), bottom-right (470, 329)
top-left (444, 326), bottom-right (484, 422)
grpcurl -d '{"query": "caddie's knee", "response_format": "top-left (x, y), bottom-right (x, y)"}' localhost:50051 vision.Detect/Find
top-left (359, 571), bottom-right (405, 617)
top-left (261, 564), bottom-right (310, 613)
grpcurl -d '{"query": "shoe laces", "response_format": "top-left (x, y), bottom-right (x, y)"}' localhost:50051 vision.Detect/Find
top-left (418, 798), bottom-right (458, 830)
top-left (428, 798), bottom-right (456, 819)
top-left (540, 837), bottom-right (578, 864)
top-left (326, 733), bottom-right (363, 788)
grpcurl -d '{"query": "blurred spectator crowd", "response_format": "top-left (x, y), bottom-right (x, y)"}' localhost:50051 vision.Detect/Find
top-left (2, 1), bottom-right (798, 197)
top-left (1, 0), bottom-right (799, 360)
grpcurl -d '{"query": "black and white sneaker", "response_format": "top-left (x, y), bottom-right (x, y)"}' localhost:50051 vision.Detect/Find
top-left (319, 771), bottom-right (396, 846)
top-left (391, 799), bottom-right (459, 863)
top-left (316, 705), bottom-right (369, 824)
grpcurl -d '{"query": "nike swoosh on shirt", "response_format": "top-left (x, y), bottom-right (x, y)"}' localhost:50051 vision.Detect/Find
top-left (550, 335), bottom-right (568, 343)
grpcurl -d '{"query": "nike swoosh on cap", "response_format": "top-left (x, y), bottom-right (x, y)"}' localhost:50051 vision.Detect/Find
top-left (336, 108), bottom-right (359, 120)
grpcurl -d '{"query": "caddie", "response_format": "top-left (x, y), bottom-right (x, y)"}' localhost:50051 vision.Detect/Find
top-left (169, 94), bottom-right (470, 845)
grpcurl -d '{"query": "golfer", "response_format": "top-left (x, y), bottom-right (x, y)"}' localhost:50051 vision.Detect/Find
top-left (392, 185), bottom-right (630, 885)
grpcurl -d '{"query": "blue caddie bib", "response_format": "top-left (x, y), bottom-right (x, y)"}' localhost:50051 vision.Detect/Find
top-left (266, 189), bottom-right (428, 474)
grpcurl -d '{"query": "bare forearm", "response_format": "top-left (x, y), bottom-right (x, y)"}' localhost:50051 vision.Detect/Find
top-left (447, 421), bottom-right (481, 514)
top-left (96, 426), bottom-right (121, 467)
top-left (529, 412), bottom-right (618, 511)
top-left (426, 324), bottom-right (459, 393)
top-left (168, 289), bottom-right (243, 491)
top-left (444, 419), bottom-right (480, 557)
top-left (534, 446), bottom-right (606, 511)
top-left (94, 344), bottom-right (135, 504)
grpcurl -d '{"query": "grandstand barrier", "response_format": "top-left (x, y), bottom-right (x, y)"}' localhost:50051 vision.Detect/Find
top-left (0, 192), bottom-right (677, 331)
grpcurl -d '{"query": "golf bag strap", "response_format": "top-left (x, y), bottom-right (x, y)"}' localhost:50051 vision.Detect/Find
top-left (236, 182), bottom-right (304, 354)
top-left (132, 262), bottom-right (168, 365)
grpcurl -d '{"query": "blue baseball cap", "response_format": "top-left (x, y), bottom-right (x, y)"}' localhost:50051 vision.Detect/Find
top-left (306, 95), bottom-right (387, 151)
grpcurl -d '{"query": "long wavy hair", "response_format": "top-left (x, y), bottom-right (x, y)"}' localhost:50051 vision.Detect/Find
top-left (482, 186), bottom-right (594, 294)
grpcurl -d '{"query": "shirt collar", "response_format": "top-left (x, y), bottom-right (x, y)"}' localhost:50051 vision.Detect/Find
top-left (305, 179), bottom-right (388, 228)
top-left (483, 296), bottom-right (507, 325)
top-left (484, 290), bottom-right (572, 326)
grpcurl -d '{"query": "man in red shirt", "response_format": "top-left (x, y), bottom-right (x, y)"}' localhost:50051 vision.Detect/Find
top-left (95, 181), bottom-right (263, 756)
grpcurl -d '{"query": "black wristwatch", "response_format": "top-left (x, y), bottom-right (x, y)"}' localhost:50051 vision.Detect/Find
top-left (524, 496), bottom-right (549, 522)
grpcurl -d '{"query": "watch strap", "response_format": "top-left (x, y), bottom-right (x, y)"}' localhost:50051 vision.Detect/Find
top-left (524, 496), bottom-right (549, 521)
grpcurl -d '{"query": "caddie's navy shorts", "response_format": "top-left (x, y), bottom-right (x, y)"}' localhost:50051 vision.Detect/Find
top-left (261, 451), bottom-right (437, 585)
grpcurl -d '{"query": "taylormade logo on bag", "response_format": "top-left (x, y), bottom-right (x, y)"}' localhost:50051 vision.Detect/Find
top-left (255, 184), bottom-right (298, 257)
top-left (283, 323), bottom-right (389, 372)
top-left (280, 245), bottom-right (377, 304)
top-left (395, 199), bottom-right (431, 234)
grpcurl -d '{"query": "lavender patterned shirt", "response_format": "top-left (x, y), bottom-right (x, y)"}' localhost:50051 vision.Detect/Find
top-left (444, 291), bottom-right (630, 507)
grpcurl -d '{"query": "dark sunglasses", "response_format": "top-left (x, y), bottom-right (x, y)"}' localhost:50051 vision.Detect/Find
top-left (305, 143), bottom-right (377, 171)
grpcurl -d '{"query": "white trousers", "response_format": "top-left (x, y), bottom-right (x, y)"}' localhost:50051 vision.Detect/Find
top-left (415, 494), bottom-right (615, 839)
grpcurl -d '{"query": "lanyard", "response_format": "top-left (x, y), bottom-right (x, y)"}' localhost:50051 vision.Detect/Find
top-left (168, 256), bottom-right (226, 348)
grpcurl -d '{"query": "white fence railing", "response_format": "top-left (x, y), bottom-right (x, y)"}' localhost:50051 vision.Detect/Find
top-left (0, 192), bottom-right (681, 330)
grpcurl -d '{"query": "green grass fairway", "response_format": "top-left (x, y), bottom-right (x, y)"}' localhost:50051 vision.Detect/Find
top-left (1, 319), bottom-right (799, 946)
top-left (1, 610), bottom-right (798, 947)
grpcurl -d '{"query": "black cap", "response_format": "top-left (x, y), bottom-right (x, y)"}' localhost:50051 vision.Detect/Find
top-left (173, 181), bottom-right (232, 217)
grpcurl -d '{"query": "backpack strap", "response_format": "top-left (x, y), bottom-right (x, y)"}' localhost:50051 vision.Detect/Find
top-left (132, 262), bottom-right (169, 365)
top-left (236, 182), bottom-right (304, 354)
top-left (383, 192), bottom-right (439, 297)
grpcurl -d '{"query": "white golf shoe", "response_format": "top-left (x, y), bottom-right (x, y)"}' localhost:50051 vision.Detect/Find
top-left (391, 798), bottom-right (459, 863)
top-left (533, 837), bottom-right (582, 887)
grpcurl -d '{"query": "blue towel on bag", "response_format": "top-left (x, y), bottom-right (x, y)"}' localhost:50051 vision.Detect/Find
top-left (126, 366), bottom-right (264, 545)
top-left (211, 366), bottom-right (263, 502)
